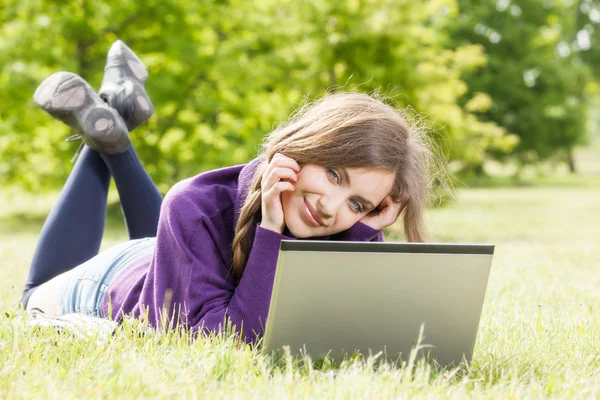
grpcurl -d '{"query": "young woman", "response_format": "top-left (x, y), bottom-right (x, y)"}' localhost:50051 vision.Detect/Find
top-left (22, 41), bottom-right (444, 342)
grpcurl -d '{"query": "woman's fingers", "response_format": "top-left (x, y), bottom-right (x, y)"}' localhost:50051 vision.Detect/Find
top-left (264, 155), bottom-right (301, 176)
top-left (360, 196), bottom-right (404, 230)
top-left (378, 197), bottom-right (403, 225)
top-left (263, 181), bottom-right (296, 201)
top-left (259, 154), bottom-right (301, 234)
top-left (262, 167), bottom-right (298, 189)
top-left (261, 154), bottom-right (301, 190)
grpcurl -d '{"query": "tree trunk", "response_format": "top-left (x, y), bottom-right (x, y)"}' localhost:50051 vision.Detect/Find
top-left (567, 150), bottom-right (576, 174)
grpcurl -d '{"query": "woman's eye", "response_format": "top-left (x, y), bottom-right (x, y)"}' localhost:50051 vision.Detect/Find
top-left (349, 199), bottom-right (364, 213)
top-left (327, 168), bottom-right (340, 183)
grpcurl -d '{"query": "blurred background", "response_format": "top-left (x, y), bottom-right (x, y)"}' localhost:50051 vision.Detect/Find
top-left (0, 0), bottom-right (598, 193)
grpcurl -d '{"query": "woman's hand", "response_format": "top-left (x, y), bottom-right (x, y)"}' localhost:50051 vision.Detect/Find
top-left (359, 196), bottom-right (404, 231)
top-left (260, 154), bottom-right (301, 234)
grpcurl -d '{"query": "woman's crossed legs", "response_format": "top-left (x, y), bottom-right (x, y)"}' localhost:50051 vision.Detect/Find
top-left (23, 145), bottom-right (162, 315)
top-left (22, 41), bottom-right (162, 315)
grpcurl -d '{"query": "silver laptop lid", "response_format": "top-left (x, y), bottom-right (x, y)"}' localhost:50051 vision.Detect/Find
top-left (263, 241), bottom-right (494, 366)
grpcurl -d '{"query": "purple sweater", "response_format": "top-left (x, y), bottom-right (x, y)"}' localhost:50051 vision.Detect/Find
top-left (102, 157), bottom-right (383, 341)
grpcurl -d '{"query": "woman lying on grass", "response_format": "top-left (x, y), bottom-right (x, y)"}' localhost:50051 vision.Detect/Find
top-left (21, 40), bottom-right (446, 342)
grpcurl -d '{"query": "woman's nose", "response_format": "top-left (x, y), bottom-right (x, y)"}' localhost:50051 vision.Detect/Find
top-left (317, 194), bottom-right (344, 219)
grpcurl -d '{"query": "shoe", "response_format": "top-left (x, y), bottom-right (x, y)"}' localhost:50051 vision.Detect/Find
top-left (34, 71), bottom-right (131, 154)
top-left (27, 308), bottom-right (117, 344)
top-left (99, 40), bottom-right (154, 131)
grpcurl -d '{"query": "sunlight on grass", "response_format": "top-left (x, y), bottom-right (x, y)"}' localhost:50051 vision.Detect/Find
top-left (1, 175), bottom-right (599, 398)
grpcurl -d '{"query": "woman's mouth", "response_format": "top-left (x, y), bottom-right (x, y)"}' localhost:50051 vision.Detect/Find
top-left (303, 198), bottom-right (324, 227)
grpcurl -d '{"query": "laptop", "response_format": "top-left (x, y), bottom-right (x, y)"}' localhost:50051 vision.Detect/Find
top-left (262, 240), bottom-right (495, 366)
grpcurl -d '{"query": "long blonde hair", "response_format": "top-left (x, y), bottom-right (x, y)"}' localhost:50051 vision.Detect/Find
top-left (232, 92), bottom-right (447, 280)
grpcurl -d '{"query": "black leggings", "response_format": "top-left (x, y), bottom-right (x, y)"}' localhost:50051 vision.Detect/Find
top-left (21, 145), bottom-right (163, 307)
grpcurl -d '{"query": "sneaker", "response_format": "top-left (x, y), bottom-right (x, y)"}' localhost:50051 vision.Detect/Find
top-left (27, 308), bottom-right (117, 344)
top-left (34, 72), bottom-right (131, 154)
top-left (99, 40), bottom-right (154, 131)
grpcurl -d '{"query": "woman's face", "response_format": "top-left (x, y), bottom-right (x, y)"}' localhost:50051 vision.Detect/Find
top-left (280, 164), bottom-right (395, 238)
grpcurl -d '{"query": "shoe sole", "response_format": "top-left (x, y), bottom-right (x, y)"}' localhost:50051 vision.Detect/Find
top-left (100, 40), bottom-right (154, 130)
top-left (34, 72), bottom-right (130, 154)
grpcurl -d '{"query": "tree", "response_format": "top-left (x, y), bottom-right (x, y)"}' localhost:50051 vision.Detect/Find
top-left (1, 0), bottom-right (517, 191)
top-left (450, 0), bottom-right (594, 172)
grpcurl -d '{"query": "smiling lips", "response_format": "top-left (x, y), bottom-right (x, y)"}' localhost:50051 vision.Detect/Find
top-left (303, 198), bottom-right (326, 227)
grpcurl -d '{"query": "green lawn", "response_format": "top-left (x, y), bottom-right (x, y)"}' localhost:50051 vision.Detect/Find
top-left (1, 170), bottom-right (600, 398)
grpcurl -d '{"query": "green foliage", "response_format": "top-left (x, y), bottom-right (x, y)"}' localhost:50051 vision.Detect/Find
top-left (576, 0), bottom-right (600, 82)
top-left (0, 0), bottom-right (510, 191)
top-left (1, 0), bottom-right (595, 191)
top-left (451, 0), bottom-right (595, 167)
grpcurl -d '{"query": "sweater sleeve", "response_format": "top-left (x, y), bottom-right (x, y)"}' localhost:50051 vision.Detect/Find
top-left (137, 182), bottom-right (293, 342)
top-left (223, 225), bottom-right (295, 340)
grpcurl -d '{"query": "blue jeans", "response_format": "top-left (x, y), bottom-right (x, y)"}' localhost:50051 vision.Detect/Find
top-left (21, 146), bottom-right (162, 309)
top-left (58, 238), bottom-right (156, 317)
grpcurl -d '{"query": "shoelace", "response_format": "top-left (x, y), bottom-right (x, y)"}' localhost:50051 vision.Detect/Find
top-left (66, 134), bottom-right (85, 163)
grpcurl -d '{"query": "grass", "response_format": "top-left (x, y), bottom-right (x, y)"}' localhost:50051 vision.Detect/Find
top-left (1, 168), bottom-right (600, 398)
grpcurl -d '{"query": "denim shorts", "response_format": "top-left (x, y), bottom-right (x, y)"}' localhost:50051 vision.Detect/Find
top-left (58, 237), bottom-right (156, 317)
